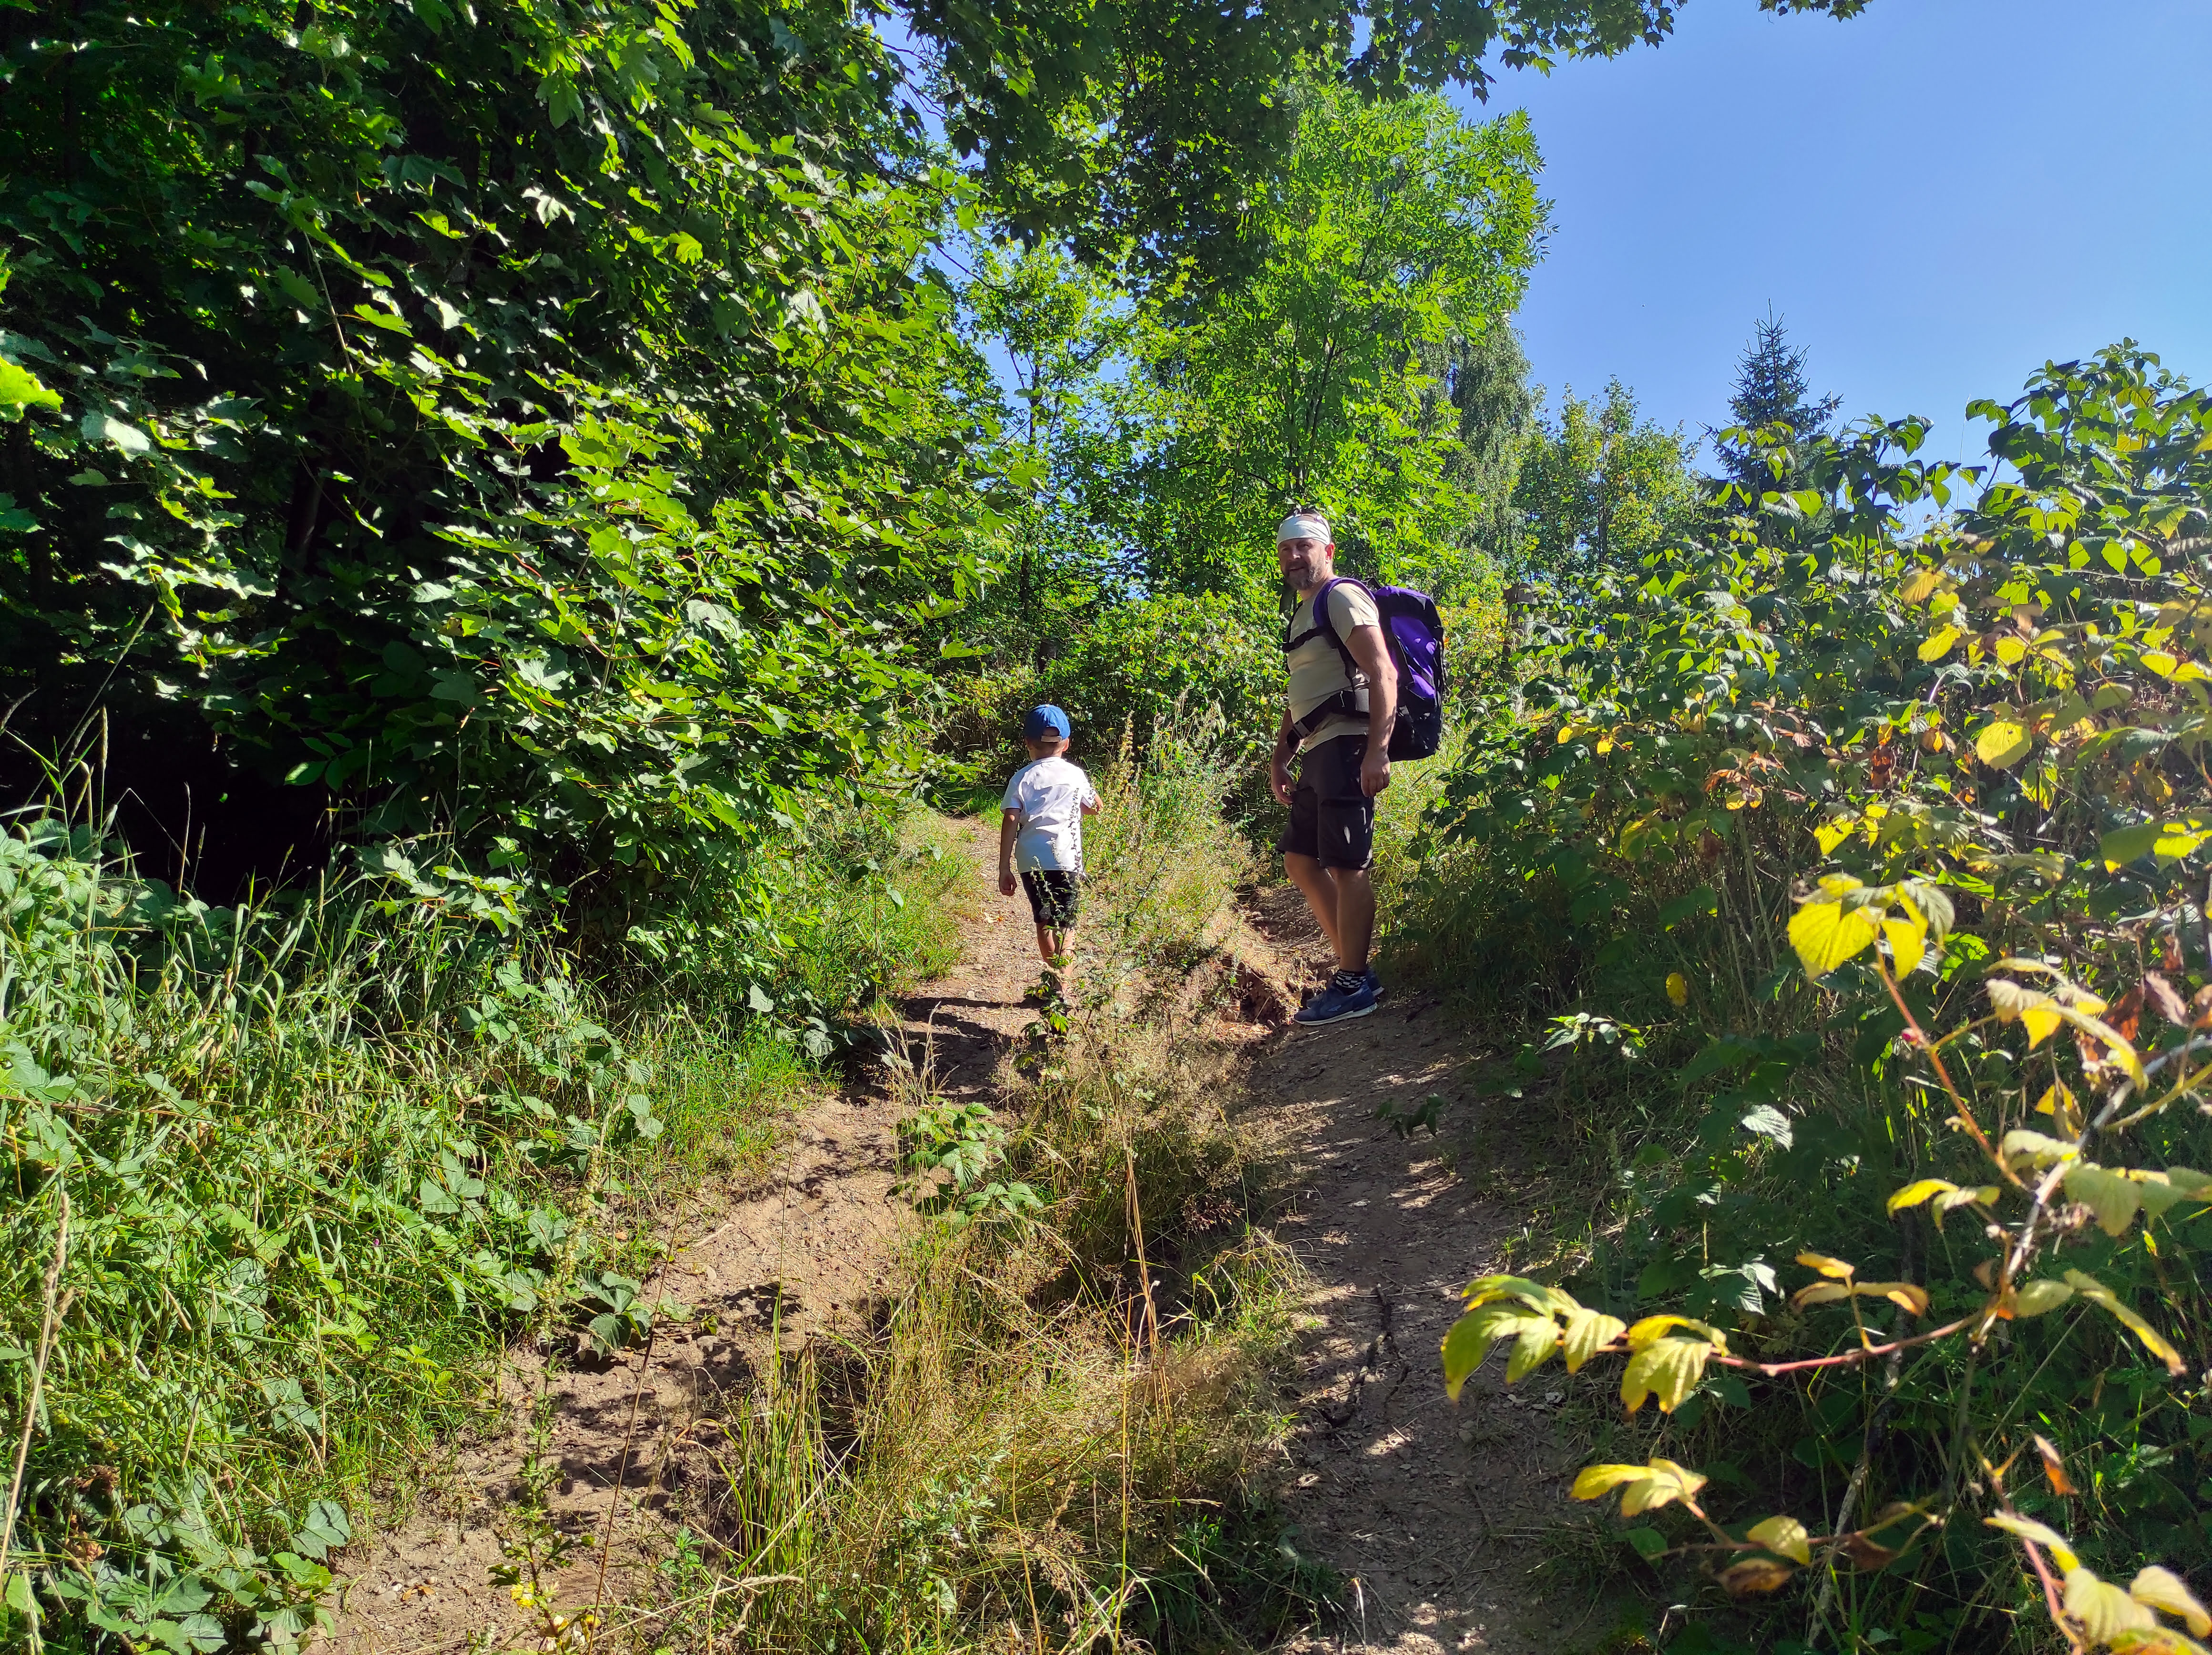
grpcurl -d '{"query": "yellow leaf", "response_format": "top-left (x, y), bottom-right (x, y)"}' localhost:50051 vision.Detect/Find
top-left (1792, 1281), bottom-right (1853, 1309)
top-left (1898, 568), bottom-right (1944, 604)
top-left (1999, 1127), bottom-right (2077, 1169)
top-left (2132, 1566), bottom-right (2212, 1636)
top-left (1882, 911), bottom-right (1927, 975)
top-left (1976, 718), bottom-right (2034, 768)
top-left (1572, 1458), bottom-right (1707, 1517)
top-left (1917, 624), bottom-right (1961, 661)
top-left (1571, 1464), bottom-right (1651, 1500)
top-left (2108, 1629), bottom-right (2212, 1655)
top-left (1620, 1338), bottom-right (1712, 1414)
top-left (2063, 1270), bottom-right (2188, 1376)
top-left (1986, 979), bottom-right (2063, 1048)
top-left (1814, 815), bottom-right (1859, 853)
top-left (2069, 1567), bottom-right (2160, 1639)
top-left (1665, 971), bottom-right (1689, 1007)
top-left (1788, 898), bottom-right (1881, 979)
top-left (2011, 1278), bottom-right (2074, 1318)
top-left (1887, 1179), bottom-right (1958, 1214)
top-left (1867, 1281), bottom-right (1931, 1316)
top-left (2035, 1080), bottom-right (2083, 1134)
top-left (1560, 1306), bottom-right (1626, 1373)
top-left (1994, 635), bottom-right (2028, 666)
top-left (1792, 1280), bottom-right (1929, 1316)
top-left (1457, 1274), bottom-right (1554, 1311)
top-left (1626, 1314), bottom-right (1726, 1351)
top-left (2064, 1163), bottom-right (2145, 1236)
top-left (1796, 1251), bottom-right (1856, 1279)
top-left (1933, 1186), bottom-right (2000, 1229)
top-left (1984, 1512), bottom-right (2080, 1572)
top-left (1748, 1514), bottom-right (1813, 1565)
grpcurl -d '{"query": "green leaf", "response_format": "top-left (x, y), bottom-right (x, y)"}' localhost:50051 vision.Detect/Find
top-left (82, 410), bottom-right (151, 453)
top-left (2102, 821), bottom-right (2163, 868)
top-left (1623, 1527), bottom-right (1668, 1561)
top-left (0, 360), bottom-right (61, 418)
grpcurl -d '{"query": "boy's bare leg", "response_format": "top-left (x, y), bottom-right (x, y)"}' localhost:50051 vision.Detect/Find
top-left (1284, 851), bottom-right (1343, 960)
top-left (1034, 925), bottom-right (1074, 994)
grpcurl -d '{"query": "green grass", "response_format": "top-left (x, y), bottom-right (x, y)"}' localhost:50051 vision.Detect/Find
top-left (0, 803), bottom-right (973, 1654)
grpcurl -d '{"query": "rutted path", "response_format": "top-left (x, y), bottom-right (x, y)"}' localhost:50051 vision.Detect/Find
top-left (330, 821), bottom-right (1044, 1653)
top-left (329, 825), bottom-right (1575, 1654)
top-left (1249, 894), bottom-right (1582, 1655)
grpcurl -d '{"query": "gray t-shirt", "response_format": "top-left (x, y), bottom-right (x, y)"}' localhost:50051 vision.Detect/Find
top-left (1286, 582), bottom-right (1380, 752)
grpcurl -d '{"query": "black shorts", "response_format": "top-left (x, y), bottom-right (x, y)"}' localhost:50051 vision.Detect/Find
top-left (1280, 735), bottom-right (1374, 871)
top-left (1020, 869), bottom-right (1082, 928)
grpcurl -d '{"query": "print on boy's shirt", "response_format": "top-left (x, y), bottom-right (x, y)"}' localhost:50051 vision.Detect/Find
top-left (1001, 755), bottom-right (1101, 872)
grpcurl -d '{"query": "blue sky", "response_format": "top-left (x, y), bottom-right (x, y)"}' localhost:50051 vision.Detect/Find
top-left (1468, 0), bottom-right (2212, 466)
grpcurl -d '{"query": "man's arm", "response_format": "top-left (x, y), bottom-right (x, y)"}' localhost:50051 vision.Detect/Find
top-left (1269, 705), bottom-right (1300, 807)
top-left (998, 808), bottom-right (1020, 895)
top-left (1343, 623), bottom-right (1398, 797)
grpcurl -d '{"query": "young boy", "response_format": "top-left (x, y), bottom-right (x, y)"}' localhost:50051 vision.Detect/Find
top-left (997, 704), bottom-right (1102, 997)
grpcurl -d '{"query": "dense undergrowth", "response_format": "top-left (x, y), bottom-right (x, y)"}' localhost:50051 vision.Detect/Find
top-left (630, 735), bottom-right (1325, 1655)
top-left (0, 803), bottom-right (964, 1653)
top-left (1399, 347), bottom-right (2212, 1653)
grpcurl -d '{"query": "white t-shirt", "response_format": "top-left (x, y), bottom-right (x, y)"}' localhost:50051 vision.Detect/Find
top-left (1002, 756), bottom-right (1100, 872)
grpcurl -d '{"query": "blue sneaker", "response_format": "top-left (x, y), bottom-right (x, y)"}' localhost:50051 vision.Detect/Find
top-left (1365, 967), bottom-right (1383, 1001)
top-left (1295, 976), bottom-right (1378, 1025)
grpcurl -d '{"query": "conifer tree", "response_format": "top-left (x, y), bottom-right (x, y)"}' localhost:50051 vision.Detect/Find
top-left (1715, 310), bottom-right (1842, 493)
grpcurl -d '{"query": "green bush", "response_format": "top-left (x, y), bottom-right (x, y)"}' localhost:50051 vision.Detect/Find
top-left (1414, 346), bottom-right (2212, 1652)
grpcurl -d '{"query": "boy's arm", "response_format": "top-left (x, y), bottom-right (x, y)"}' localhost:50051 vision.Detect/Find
top-left (998, 809), bottom-right (1020, 895)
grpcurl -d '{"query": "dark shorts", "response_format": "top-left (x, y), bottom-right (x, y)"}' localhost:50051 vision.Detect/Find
top-left (1280, 736), bottom-right (1374, 871)
top-left (1020, 869), bottom-right (1082, 928)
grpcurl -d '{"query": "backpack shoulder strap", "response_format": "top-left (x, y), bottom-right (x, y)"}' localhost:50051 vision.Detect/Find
top-left (1284, 576), bottom-right (1361, 664)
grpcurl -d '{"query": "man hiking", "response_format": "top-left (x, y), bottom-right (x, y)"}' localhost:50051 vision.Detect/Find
top-left (1270, 510), bottom-right (1395, 1025)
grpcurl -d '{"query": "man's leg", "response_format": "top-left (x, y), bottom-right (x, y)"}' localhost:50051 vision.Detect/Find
top-left (1326, 865), bottom-right (1375, 973)
top-left (1283, 851), bottom-right (1343, 960)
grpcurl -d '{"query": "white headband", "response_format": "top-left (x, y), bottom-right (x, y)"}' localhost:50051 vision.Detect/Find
top-left (1277, 512), bottom-right (1331, 545)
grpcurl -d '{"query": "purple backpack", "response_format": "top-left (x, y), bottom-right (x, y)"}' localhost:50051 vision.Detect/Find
top-left (1284, 576), bottom-right (1449, 760)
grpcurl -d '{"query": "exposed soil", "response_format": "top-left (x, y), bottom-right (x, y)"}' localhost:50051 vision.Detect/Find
top-left (327, 821), bottom-right (1047, 1654)
top-left (327, 825), bottom-right (1582, 1654)
top-left (1248, 890), bottom-right (1592, 1655)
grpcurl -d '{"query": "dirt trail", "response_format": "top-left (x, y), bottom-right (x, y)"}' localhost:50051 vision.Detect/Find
top-left (329, 820), bottom-right (1047, 1653)
top-left (1249, 895), bottom-right (1583, 1655)
top-left (329, 825), bottom-right (1575, 1654)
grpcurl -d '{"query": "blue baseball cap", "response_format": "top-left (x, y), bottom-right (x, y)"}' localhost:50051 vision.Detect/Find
top-left (1023, 704), bottom-right (1072, 740)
